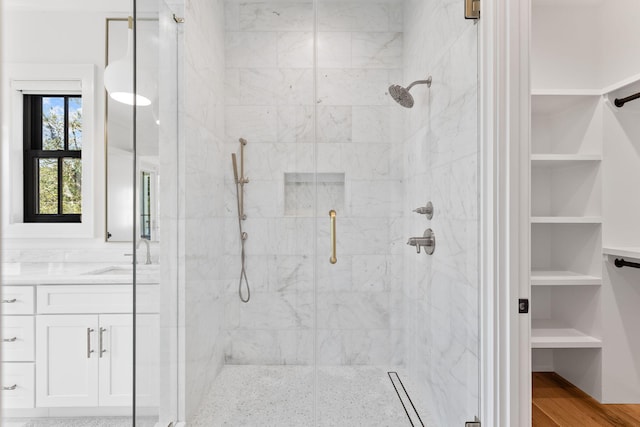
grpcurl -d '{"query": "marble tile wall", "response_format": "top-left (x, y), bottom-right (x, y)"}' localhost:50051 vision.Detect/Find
top-left (222, 0), bottom-right (405, 366)
top-left (180, 0), bottom-right (227, 421)
top-left (401, 0), bottom-right (479, 425)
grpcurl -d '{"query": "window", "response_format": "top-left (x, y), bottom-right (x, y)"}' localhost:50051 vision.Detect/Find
top-left (23, 95), bottom-right (82, 222)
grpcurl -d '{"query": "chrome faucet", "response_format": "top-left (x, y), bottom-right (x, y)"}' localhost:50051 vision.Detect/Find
top-left (136, 238), bottom-right (152, 265)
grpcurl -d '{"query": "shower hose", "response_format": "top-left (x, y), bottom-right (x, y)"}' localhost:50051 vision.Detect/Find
top-left (238, 230), bottom-right (250, 303)
top-left (235, 181), bottom-right (250, 303)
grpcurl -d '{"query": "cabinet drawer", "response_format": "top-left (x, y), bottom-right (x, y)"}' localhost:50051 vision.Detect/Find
top-left (37, 285), bottom-right (159, 314)
top-left (1, 363), bottom-right (35, 409)
top-left (1, 316), bottom-right (35, 361)
top-left (1, 286), bottom-right (35, 315)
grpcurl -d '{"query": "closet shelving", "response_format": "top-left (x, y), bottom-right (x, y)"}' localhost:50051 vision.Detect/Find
top-left (602, 247), bottom-right (640, 260)
top-left (531, 0), bottom-right (640, 403)
top-left (531, 217), bottom-right (601, 224)
top-left (531, 320), bottom-right (602, 349)
top-left (530, 90), bottom-right (603, 352)
top-left (531, 270), bottom-right (601, 287)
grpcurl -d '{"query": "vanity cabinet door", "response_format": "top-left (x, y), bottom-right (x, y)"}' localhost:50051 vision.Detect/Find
top-left (98, 314), bottom-right (132, 406)
top-left (98, 314), bottom-right (159, 407)
top-left (35, 315), bottom-right (99, 407)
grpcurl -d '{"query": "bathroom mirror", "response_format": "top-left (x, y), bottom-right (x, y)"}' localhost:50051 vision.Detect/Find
top-left (105, 17), bottom-right (159, 242)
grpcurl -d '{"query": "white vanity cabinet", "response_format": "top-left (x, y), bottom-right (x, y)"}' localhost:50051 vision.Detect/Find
top-left (2, 286), bottom-right (36, 409)
top-left (36, 313), bottom-right (159, 408)
top-left (2, 282), bottom-right (159, 414)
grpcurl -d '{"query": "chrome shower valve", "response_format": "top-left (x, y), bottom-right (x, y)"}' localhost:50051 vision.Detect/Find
top-left (407, 229), bottom-right (436, 255)
top-left (413, 201), bottom-right (434, 219)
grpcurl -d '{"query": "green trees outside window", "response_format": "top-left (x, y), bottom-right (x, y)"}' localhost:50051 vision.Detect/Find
top-left (24, 95), bottom-right (82, 222)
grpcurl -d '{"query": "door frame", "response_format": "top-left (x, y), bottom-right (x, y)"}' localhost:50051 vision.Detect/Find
top-left (479, 0), bottom-right (531, 426)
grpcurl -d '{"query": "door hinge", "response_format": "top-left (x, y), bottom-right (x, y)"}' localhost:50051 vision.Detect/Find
top-left (465, 417), bottom-right (481, 427)
top-left (519, 298), bottom-right (529, 314)
top-left (465, 0), bottom-right (480, 19)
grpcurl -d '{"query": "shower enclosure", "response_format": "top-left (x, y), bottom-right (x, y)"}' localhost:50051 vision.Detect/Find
top-left (178, 0), bottom-right (480, 425)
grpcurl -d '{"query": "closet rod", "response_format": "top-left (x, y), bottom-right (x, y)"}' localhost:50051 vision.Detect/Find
top-left (614, 258), bottom-right (640, 269)
top-left (614, 91), bottom-right (640, 108)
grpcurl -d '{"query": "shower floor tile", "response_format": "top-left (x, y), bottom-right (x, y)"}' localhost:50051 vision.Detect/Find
top-left (191, 365), bottom-right (428, 427)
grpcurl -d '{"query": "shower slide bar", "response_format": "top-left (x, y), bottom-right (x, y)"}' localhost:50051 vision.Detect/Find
top-left (614, 91), bottom-right (640, 108)
top-left (232, 138), bottom-right (251, 303)
top-left (614, 258), bottom-right (640, 269)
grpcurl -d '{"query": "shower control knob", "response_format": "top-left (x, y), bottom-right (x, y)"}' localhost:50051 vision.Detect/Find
top-left (413, 201), bottom-right (434, 219)
top-left (406, 228), bottom-right (436, 255)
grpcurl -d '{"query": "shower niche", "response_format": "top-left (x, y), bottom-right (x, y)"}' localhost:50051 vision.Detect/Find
top-left (284, 173), bottom-right (345, 217)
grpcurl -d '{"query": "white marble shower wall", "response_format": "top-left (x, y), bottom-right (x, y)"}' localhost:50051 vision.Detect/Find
top-left (221, 0), bottom-right (405, 366)
top-left (180, 0), bottom-right (228, 420)
top-left (402, 0), bottom-right (479, 425)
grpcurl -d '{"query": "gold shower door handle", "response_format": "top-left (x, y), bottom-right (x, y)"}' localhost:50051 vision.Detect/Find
top-left (329, 210), bottom-right (337, 264)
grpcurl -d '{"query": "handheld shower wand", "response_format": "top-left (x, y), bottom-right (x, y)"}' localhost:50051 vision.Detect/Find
top-left (231, 139), bottom-right (250, 303)
top-left (232, 153), bottom-right (239, 183)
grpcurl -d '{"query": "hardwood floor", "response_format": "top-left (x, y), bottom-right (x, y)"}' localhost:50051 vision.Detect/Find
top-left (533, 372), bottom-right (640, 426)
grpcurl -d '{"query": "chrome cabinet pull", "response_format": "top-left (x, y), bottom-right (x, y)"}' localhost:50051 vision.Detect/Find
top-left (3, 337), bottom-right (17, 342)
top-left (2, 299), bottom-right (17, 304)
top-left (3, 384), bottom-right (17, 391)
top-left (87, 328), bottom-right (95, 358)
top-left (99, 327), bottom-right (107, 357)
top-left (329, 210), bottom-right (337, 264)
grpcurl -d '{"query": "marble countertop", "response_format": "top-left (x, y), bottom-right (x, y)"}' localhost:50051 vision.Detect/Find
top-left (1, 262), bottom-right (160, 285)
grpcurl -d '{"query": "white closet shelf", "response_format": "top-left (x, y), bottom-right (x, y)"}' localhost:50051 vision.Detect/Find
top-left (602, 72), bottom-right (640, 95)
top-left (531, 217), bottom-right (602, 224)
top-left (532, 89), bottom-right (602, 96)
top-left (603, 247), bottom-right (640, 260)
top-left (531, 154), bottom-right (602, 167)
top-left (531, 320), bottom-right (602, 349)
top-left (531, 270), bottom-right (601, 286)
top-left (531, 92), bottom-right (601, 115)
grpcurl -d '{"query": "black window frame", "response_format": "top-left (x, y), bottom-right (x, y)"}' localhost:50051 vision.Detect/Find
top-left (23, 94), bottom-right (82, 223)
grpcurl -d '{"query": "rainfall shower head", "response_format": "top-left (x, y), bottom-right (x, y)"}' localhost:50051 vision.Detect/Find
top-left (388, 76), bottom-right (432, 108)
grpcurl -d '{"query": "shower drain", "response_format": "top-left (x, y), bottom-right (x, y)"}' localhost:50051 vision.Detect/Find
top-left (388, 371), bottom-right (425, 427)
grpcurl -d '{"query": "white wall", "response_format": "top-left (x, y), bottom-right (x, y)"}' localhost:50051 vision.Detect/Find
top-left (532, 0), bottom-right (640, 91)
top-left (601, 0), bottom-right (640, 88)
top-left (531, 2), bottom-right (603, 90)
top-left (1, 7), bottom-right (127, 253)
top-left (602, 89), bottom-right (640, 248)
top-left (601, 81), bottom-right (640, 403)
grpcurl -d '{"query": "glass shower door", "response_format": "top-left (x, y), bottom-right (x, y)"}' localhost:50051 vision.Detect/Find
top-left (154, 0), bottom-right (479, 424)
top-left (313, 1), bottom-right (480, 425)
top-left (133, 1), bottom-right (163, 425)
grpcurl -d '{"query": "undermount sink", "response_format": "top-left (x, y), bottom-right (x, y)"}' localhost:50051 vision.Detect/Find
top-left (85, 265), bottom-right (159, 275)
